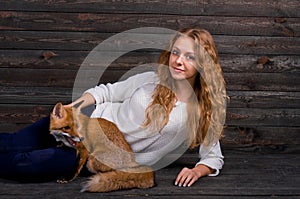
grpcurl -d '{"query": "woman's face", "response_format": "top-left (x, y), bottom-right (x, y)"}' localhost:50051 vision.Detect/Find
top-left (168, 36), bottom-right (198, 85)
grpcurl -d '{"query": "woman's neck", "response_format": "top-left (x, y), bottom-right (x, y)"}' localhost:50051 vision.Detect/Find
top-left (174, 80), bottom-right (195, 103)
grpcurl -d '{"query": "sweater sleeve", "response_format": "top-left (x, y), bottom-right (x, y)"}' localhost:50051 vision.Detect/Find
top-left (84, 71), bottom-right (157, 105)
top-left (195, 141), bottom-right (224, 176)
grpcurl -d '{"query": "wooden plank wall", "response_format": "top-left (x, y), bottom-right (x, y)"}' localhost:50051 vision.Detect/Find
top-left (0, 0), bottom-right (299, 153)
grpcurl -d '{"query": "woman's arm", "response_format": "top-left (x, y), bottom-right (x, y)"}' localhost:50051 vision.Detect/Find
top-left (65, 71), bottom-right (157, 108)
top-left (84, 71), bottom-right (157, 105)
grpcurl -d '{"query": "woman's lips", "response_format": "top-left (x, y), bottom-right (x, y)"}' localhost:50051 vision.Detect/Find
top-left (172, 66), bottom-right (185, 72)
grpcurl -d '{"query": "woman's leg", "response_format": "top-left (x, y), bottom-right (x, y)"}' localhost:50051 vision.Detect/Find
top-left (0, 116), bottom-right (56, 153)
top-left (0, 146), bottom-right (77, 180)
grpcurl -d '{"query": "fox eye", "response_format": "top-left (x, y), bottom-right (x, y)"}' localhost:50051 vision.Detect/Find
top-left (62, 126), bottom-right (71, 131)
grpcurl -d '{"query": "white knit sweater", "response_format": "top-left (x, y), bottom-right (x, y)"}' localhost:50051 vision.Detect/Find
top-left (85, 71), bottom-right (224, 175)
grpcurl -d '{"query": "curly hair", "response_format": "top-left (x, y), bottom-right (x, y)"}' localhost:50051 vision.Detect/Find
top-left (143, 28), bottom-right (226, 148)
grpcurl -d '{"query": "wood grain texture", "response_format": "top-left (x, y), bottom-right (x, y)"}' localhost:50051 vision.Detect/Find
top-left (0, 1), bottom-right (299, 198)
top-left (0, 153), bottom-right (299, 197)
top-left (0, 0), bottom-right (299, 154)
top-left (1, 104), bottom-right (298, 126)
top-left (1, 50), bottom-right (299, 73)
top-left (0, 0), bottom-right (299, 17)
top-left (1, 69), bottom-right (299, 92)
top-left (1, 87), bottom-right (299, 108)
top-left (1, 31), bottom-right (299, 54)
top-left (0, 11), bottom-right (299, 37)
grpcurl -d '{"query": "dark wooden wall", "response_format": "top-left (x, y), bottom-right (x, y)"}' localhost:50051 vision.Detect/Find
top-left (0, 0), bottom-right (299, 153)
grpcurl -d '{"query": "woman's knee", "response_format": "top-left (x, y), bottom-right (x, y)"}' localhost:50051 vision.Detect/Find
top-left (11, 147), bottom-right (77, 179)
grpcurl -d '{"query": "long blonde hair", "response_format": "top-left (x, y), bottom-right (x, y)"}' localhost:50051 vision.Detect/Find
top-left (143, 28), bottom-right (226, 148)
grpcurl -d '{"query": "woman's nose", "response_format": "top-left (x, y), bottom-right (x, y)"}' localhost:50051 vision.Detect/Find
top-left (175, 54), bottom-right (184, 65)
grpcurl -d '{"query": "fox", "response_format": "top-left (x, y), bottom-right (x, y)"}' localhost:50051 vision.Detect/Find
top-left (49, 102), bottom-right (155, 192)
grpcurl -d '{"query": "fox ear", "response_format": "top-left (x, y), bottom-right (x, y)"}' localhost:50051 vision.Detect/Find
top-left (52, 102), bottom-right (65, 119)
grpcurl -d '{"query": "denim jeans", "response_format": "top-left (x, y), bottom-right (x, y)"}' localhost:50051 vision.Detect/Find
top-left (0, 116), bottom-right (76, 181)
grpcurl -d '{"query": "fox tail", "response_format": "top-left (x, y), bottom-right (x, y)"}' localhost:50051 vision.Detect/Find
top-left (81, 166), bottom-right (155, 193)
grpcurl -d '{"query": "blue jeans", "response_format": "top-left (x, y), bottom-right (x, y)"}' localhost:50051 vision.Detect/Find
top-left (0, 116), bottom-right (76, 181)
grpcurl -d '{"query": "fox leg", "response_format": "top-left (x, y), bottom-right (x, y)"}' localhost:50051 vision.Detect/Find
top-left (86, 155), bottom-right (113, 173)
top-left (58, 147), bottom-right (89, 183)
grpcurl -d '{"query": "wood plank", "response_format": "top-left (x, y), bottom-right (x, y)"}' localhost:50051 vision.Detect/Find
top-left (1, 68), bottom-right (299, 91)
top-left (0, 50), bottom-right (159, 70)
top-left (0, 50), bottom-right (86, 70)
top-left (220, 54), bottom-right (300, 73)
top-left (0, 86), bottom-right (73, 105)
top-left (0, 122), bottom-right (299, 153)
top-left (225, 73), bottom-right (300, 91)
top-left (0, 153), bottom-right (298, 198)
top-left (0, 100), bottom-right (300, 131)
top-left (0, 68), bottom-right (77, 88)
top-left (226, 108), bottom-right (300, 127)
top-left (1, 50), bottom-right (299, 74)
top-left (1, 31), bottom-right (299, 55)
top-left (1, 122), bottom-right (299, 153)
top-left (224, 126), bottom-right (300, 146)
top-left (1, 87), bottom-right (299, 151)
top-left (0, 107), bottom-right (298, 128)
top-left (0, 104), bottom-right (299, 127)
top-left (1, 87), bottom-right (299, 109)
top-left (216, 36), bottom-right (300, 56)
top-left (0, 0), bottom-right (298, 17)
top-left (0, 104), bottom-right (51, 124)
top-left (1, 11), bottom-right (299, 37)
top-left (0, 30), bottom-right (106, 51)
top-left (227, 91), bottom-right (300, 108)
top-left (221, 143), bottom-right (300, 154)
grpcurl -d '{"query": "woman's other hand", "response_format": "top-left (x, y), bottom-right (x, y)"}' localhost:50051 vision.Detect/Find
top-left (175, 164), bottom-right (214, 187)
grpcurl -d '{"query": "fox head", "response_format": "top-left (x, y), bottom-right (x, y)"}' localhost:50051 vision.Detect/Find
top-left (49, 102), bottom-right (84, 148)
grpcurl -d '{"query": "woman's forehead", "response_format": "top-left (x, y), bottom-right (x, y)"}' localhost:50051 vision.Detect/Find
top-left (173, 36), bottom-right (196, 54)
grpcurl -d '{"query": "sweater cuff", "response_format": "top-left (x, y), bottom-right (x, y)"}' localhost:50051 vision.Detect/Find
top-left (195, 161), bottom-right (221, 177)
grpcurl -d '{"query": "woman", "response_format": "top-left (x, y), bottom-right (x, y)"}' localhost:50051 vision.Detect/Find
top-left (0, 28), bottom-right (226, 187)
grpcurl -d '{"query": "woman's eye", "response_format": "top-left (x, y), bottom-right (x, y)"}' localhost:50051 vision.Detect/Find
top-left (186, 55), bottom-right (195, 60)
top-left (171, 49), bottom-right (180, 56)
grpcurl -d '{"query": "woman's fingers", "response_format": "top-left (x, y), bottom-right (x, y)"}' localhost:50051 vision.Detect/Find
top-left (175, 167), bottom-right (199, 187)
top-left (63, 104), bottom-right (73, 108)
top-left (187, 176), bottom-right (198, 187)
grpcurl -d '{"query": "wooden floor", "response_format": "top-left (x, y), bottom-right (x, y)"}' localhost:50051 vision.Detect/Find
top-left (0, 1), bottom-right (299, 198)
top-left (0, 151), bottom-right (299, 199)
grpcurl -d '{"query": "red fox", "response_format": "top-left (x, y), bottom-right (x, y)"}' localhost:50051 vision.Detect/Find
top-left (49, 102), bottom-right (155, 192)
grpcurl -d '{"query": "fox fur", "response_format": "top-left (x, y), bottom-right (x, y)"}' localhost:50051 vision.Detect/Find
top-left (49, 102), bottom-right (155, 192)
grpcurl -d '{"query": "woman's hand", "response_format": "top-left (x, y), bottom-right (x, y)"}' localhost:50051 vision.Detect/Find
top-left (175, 164), bottom-right (214, 187)
top-left (64, 93), bottom-right (96, 109)
top-left (175, 167), bottom-right (201, 187)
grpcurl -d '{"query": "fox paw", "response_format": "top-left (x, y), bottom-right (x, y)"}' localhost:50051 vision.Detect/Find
top-left (57, 177), bottom-right (75, 184)
top-left (57, 179), bottom-right (69, 183)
